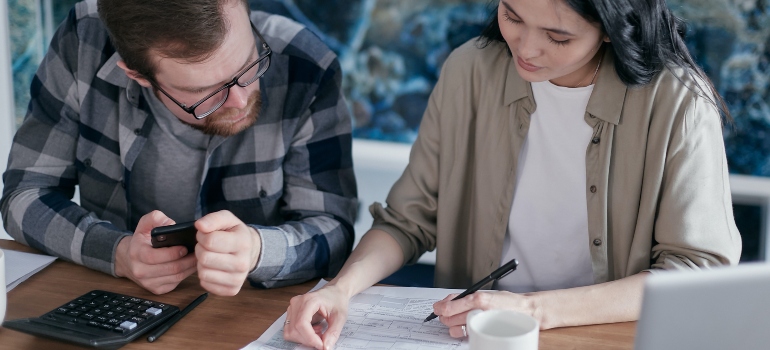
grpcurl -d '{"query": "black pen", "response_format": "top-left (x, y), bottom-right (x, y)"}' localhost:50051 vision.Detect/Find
top-left (423, 259), bottom-right (518, 322)
top-left (147, 292), bottom-right (208, 342)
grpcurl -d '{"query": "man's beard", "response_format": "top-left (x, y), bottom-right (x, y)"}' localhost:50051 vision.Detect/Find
top-left (184, 89), bottom-right (262, 136)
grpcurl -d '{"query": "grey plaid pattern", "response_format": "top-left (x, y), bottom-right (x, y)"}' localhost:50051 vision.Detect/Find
top-left (0, 0), bottom-right (357, 289)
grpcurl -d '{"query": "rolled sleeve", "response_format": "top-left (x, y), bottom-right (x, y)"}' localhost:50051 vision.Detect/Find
top-left (651, 92), bottom-right (742, 270)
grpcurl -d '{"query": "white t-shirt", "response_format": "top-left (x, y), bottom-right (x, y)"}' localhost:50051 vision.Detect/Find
top-left (495, 80), bottom-right (595, 293)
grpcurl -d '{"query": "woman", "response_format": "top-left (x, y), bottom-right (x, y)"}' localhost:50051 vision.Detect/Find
top-left (284, 0), bottom-right (742, 348)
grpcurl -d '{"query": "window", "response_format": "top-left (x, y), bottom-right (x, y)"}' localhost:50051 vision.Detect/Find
top-left (8, 0), bottom-right (78, 129)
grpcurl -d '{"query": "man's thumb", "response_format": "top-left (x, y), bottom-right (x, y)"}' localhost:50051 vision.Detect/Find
top-left (136, 210), bottom-right (174, 236)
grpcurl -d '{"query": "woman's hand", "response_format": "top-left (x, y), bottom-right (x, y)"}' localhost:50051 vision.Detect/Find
top-left (432, 291), bottom-right (539, 338)
top-left (284, 284), bottom-right (351, 350)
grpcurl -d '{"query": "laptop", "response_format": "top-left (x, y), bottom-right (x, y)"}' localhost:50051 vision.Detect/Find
top-left (635, 263), bottom-right (770, 350)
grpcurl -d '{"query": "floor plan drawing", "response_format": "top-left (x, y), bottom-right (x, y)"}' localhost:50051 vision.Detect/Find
top-left (244, 281), bottom-right (470, 350)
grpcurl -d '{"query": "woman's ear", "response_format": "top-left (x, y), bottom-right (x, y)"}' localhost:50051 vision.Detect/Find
top-left (116, 60), bottom-right (153, 88)
top-left (603, 34), bottom-right (611, 43)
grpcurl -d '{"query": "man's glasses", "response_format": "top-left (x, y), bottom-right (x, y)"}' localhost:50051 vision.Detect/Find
top-left (153, 24), bottom-right (272, 120)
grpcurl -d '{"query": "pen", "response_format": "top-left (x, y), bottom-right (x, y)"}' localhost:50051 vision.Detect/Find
top-left (423, 259), bottom-right (518, 322)
top-left (147, 292), bottom-right (208, 342)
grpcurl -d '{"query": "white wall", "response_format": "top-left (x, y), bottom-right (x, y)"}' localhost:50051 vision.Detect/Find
top-left (0, 0), bottom-right (16, 240)
top-left (351, 139), bottom-right (436, 265)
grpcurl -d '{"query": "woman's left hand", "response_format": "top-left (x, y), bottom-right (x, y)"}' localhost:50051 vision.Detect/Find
top-left (432, 291), bottom-right (539, 338)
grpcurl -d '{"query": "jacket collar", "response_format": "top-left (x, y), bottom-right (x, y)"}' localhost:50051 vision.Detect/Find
top-left (504, 47), bottom-right (626, 125)
top-left (96, 52), bottom-right (144, 107)
top-left (586, 48), bottom-right (626, 125)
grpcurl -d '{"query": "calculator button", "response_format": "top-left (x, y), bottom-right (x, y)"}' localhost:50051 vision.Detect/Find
top-left (80, 313), bottom-right (95, 320)
top-left (107, 318), bottom-right (122, 325)
top-left (96, 316), bottom-right (108, 323)
top-left (134, 305), bottom-right (149, 311)
top-left (84, 291), bottom-right (101, 300)
top-left (45, 314), bottom-right (77, 323)
top-left (130, 316), bottom-right (146, 324)
top-left (109, 299), bottom-right (121, 305)
top-left (155, 303), bottom-right (170, 310)
top-left (55, 307), bottom-right (69, 314)
top-left (126, 310), bottom-right (138, 316)
top-left (116, 296), bottom-right (129, 301)
top-left (114, 307), bottom-right (125, 313)
top-left (145, 307), bottom-right (162, 316)
top-left (123, 302), bottom-right (135, 308)
top-left (116, 314), bottom-right (128, 320)
top-left (76, 306), bottom-right (91, 312)
top-left (120, 321), bottom-right (137, 331)
top-left (129, 298), bottom-right (142, 303)
top-left (67, 311), bottom-right (81, 317)
top-left (66, 303), bottom-right (79, 308)
top-left (92, 309), bottom-right (103, 314)
top-left (113, 326), bottom-right (126, 333)
top-left (100, 323), bottom-right (113, 330)
top-left (88, 321), bottom-right (102, 328)
top-left (86, 301), bottom-right (99, 307)
top-left (73, 298), bottom-right (87, 304)
top-left (141, 300), bottom-right (154, 306)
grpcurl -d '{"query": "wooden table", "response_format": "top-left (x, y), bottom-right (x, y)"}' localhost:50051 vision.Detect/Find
top-left (0, 240), bottom-right (636, 349)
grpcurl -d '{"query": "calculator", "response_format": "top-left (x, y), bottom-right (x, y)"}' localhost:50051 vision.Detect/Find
top-left (3, 290), bottom-right (180, 349)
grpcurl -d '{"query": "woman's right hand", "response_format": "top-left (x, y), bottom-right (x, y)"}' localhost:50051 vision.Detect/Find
top-left (283, 283), bottom-right (351, 350)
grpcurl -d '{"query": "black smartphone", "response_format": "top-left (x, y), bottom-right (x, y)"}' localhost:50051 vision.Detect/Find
top-left (150, 221), bottom-right (197, 253)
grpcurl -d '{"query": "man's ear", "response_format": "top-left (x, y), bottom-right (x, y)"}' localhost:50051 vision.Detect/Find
top-left (116, 60), bottom-right (153, 88)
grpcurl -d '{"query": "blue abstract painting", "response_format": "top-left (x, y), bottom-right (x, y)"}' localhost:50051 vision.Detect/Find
top-left (249, 0), bottom-right (770, 177)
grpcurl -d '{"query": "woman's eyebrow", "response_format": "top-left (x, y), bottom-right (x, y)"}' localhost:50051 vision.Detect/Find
top-left (501, 0), bottom-right (576, 36)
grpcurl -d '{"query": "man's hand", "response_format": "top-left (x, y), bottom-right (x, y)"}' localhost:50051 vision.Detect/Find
top-left (195, 210), bottom-right (261, 296)
top-left (115, 210), bottom-right (198, 295)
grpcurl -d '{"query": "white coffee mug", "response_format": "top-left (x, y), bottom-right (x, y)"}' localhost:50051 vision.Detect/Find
top-left (466, 309), bottom-right (539, 350)
top-left (0, 249), bottom-right (6, 325)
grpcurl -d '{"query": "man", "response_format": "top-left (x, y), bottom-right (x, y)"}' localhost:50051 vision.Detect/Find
top-left (0, 0), bottom-right (357, 296)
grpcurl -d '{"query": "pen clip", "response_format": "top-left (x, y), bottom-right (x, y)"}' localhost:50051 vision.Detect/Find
top-left (497, 269), bottom-right (515, 280)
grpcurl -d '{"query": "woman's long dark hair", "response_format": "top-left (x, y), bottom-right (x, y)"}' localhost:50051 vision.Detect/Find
top-left (478, 0), bottom-right (731, 122)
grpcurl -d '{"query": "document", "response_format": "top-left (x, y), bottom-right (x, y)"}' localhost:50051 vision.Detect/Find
top-left (3, 248), bottom-right (57, 292)
top-left (243, 280), bottom-right (470, 350)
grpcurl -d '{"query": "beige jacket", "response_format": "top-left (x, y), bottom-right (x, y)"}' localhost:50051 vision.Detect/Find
top-left (370, 39), bottom-right (742, 289)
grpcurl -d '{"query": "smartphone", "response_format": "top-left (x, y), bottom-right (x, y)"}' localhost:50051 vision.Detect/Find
top-left (150, 221), bottom-right (197, 253)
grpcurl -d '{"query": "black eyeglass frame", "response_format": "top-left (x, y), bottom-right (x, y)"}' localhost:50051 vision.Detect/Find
top-left (152, 23), bottom-right (272, 120)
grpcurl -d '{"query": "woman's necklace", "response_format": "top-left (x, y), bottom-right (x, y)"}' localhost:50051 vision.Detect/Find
top-left (573, 53), bottom-right (603, 88)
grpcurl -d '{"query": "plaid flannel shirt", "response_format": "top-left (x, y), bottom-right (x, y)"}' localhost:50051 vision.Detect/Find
top-left (1, 0), bottom-right (358, 288)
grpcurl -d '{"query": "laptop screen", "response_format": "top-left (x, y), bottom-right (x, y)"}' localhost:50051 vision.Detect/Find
top-left (635, 263), bottom-right (770, 350)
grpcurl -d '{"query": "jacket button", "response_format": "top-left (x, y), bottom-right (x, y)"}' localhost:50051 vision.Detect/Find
top-left (590, 185), bottom-right (597, 193)
top-left (259, 190), bottom-right (268, 198)
top-left (591, 137), bottom-right (600, 144)
top-left (83, 159), bottom-right (92, 167)
top-left (134, 128), bottom-right (143, 136)
top-left (593, 239), bottom-right (602, 246)
top-left (121, 181), bottom-right (126, 189)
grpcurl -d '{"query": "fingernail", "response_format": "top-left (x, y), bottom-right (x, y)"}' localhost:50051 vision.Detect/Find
top-left (180, 248), bottom-right (187, 257)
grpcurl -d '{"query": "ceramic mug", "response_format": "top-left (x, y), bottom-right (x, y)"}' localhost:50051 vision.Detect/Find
top-left (0, 249), bottom-right (6, 325)
top-left (466, 309), bottom-right (539, 350)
